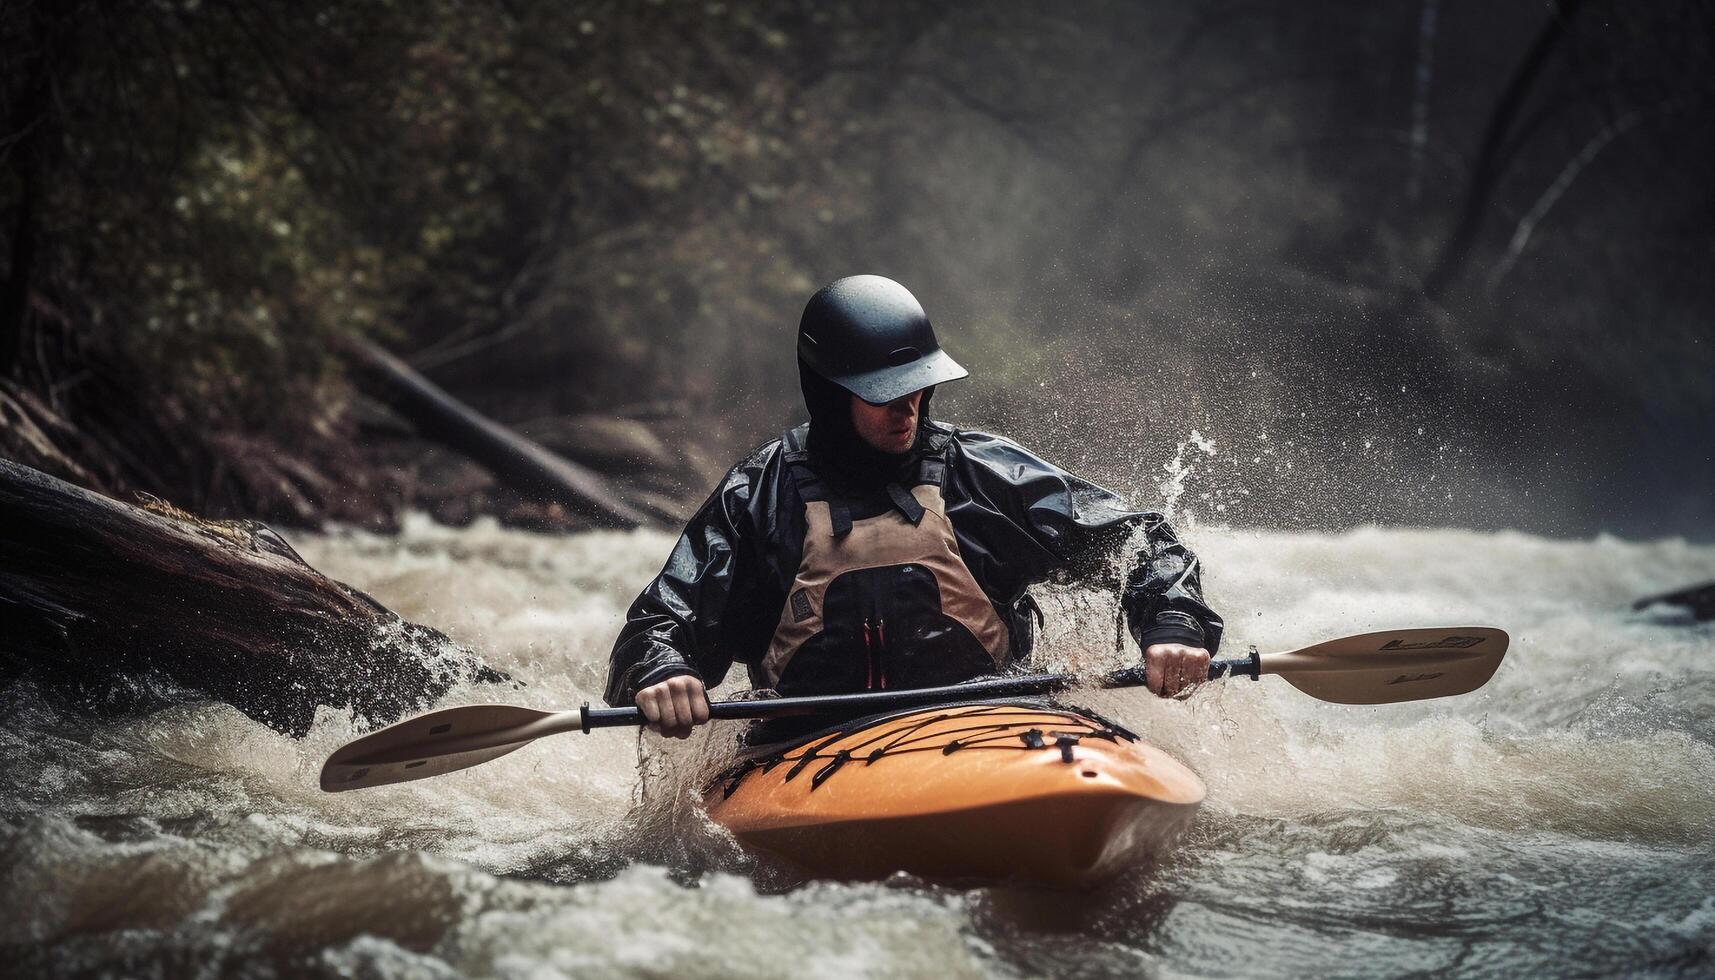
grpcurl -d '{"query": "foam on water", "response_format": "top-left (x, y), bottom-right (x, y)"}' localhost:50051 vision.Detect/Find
top-left (4, 513), bottom-right (1713, 977)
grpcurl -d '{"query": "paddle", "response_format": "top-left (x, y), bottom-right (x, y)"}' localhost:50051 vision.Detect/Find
top-left (319, 625), bottom-right (1507, 792)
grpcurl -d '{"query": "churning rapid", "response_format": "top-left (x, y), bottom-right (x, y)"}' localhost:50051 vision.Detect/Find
top-left (3, 514), bottom-right (1713, 977)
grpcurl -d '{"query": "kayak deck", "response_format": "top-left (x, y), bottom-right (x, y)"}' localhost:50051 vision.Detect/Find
top-left (704, 702), bottom-right (1205, 887)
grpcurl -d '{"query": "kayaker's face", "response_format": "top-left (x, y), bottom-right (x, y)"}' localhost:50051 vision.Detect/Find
top-left (850, 389), bottom-right (924, 455)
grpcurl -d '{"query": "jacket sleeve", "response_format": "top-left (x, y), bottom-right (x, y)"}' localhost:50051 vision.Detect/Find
top-left (1119, 515), bottom-right (1225, 654)
top-left (602, 463), bottom-right (762, 707)
top-left (955, 431), bottom-right (1224, 655)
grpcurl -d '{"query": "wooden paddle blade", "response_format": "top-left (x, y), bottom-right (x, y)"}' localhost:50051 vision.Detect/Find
top-left (1267, 626), bottom-right (1509, 705)
top-left (319, 703), bottom-right (572, 792)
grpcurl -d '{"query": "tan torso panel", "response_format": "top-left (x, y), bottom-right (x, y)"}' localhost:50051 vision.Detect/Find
top-left (761, 482), bottom-right (1010, 688)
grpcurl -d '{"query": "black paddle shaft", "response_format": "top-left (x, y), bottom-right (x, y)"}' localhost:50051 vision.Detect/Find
top-left (577, 649), bottom-right (1261, 732)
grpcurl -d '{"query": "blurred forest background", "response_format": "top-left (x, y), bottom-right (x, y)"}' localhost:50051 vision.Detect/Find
top-left (2, 0), bottom-right (1710, 538)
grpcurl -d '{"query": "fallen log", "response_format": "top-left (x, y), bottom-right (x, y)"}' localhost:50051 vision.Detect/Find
top-left (1633, 581), bottom-right (1715, 622)
top-left (0, 457), bottom-right (506, 736)
top-left (515, 413), bottom-right (678, 473)
top-left (345, 339), bottom-right (664, 528)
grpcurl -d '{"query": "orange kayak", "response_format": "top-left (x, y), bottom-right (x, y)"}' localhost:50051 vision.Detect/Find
top-left (704, 702), bottom-right (1205, 887)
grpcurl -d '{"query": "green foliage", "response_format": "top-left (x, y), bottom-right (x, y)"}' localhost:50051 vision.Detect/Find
top-left (4, 0), bottom-right (1710, 531)
top-left (4, 0), bottom-right (945, 424)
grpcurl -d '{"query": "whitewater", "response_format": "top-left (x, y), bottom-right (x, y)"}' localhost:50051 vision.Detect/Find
top-left (4, 514), bottom-right (1713, 977)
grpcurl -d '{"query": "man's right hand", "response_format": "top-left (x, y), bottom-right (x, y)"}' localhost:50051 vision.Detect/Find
top-left (634, 674), bottom-right (710, 739)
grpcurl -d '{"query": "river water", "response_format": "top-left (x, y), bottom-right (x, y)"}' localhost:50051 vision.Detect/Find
top-left (4, 515), bottom-right (1713, 977)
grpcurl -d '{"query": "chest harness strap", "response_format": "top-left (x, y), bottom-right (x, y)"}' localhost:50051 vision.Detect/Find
top-left (760, 427), bottom-right (1009, 694)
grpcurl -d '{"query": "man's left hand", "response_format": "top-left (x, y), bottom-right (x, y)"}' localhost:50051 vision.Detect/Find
top-left (1145, 643), bottom-right (1211, 698)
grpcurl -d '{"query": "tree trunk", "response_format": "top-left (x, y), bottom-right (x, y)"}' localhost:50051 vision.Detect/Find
top-left (0, 10), bottom-right (56, 378)
top-left (0, 457), bottom-right (505, 736)
top-left (1421, 0), bottom-right (1587, 300)
top-left (344, 339), bottom-right (667, 528)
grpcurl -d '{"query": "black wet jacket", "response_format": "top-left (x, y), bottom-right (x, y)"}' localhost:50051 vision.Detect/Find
top-left (603, 420), bottom-right (1224, 706)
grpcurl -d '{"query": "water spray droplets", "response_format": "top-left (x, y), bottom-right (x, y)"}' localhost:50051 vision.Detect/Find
top-left (1159, 430), bottom-right (1219, 520)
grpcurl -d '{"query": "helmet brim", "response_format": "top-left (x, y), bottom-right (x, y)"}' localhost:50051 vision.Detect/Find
top-left (825, 348), bottom-right (969, 405)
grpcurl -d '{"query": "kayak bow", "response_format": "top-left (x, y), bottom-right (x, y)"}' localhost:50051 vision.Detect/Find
top-left (704, 702), bottom-right (1206, 887)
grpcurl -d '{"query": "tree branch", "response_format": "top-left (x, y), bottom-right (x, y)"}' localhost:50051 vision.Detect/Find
top-left (1422, 0), bottom-right (1589, 300)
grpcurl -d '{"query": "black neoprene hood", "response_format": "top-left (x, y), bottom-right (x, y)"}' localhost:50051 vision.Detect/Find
top-left (797, 275), bottom-right (969, 404)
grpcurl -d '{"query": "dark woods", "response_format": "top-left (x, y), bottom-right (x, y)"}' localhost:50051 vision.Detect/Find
top-left (2, 1), bottom-right (1711, 537)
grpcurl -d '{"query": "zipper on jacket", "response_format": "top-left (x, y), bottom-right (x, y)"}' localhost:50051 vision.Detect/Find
top-left (862, 618), bottom-right (876, 690)
top-left (876, 617), bottom-right (888, 689)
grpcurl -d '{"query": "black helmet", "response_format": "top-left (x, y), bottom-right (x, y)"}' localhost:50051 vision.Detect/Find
top-left (797, 275), bottom-right (968, 404)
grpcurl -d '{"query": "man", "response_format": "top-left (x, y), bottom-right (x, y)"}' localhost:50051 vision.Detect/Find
top-left (606, 275), bottom-right (1222, 738)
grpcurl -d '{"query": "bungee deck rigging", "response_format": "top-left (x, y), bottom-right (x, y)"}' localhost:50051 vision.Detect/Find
top-left (715, 702), bottom-right (1141, 796)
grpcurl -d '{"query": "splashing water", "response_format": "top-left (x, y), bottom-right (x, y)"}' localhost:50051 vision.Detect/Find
top-left (3, 513), bottom-right (1713, 977)
top-left (1158, 429), bottom-right (1219, 520)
